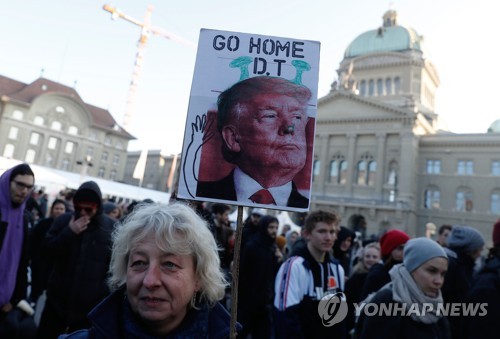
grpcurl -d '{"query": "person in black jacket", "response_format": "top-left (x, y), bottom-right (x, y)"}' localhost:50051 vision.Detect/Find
top-left (360, 229), bottom-right (409, 301)
top-left (238, 215), bottom-right (281, 338)
top-left (464, 220), bottom-right (500, 339)
top-left (37, 181), bottom-right (115, 338)
top-left (29, 199), bottom-right (66, 303)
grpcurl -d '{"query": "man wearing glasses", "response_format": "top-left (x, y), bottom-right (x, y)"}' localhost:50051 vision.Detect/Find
top-left (38, 181), bottom-right (115, 338)
top-left (0, 163), bottom-right (35, 337)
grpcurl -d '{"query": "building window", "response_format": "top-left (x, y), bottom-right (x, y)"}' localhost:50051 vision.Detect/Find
top-left (359, 80), bottom-right (366, 96)
top-left (98, 167), bottom-right (105, 178)
top-left (51, 121), bottom-right (62, 130)
top-left (48, 137), bottom-right (58, 150)
top-left (87, 147), bottom-right (94, 157)
top-left (61, 158), bottom-right (70, 171)
top-left (339, 160), bottom-right (348, 184)
top-left (385, 78), bottom-right (392, 95)
top-left (313, 160), bottom-right (320, 182)
top-left (65, 141), bottom-right (75, 154)
top-left (377, 79), bottom-right (384, 96)
top-left (12, 110), bottom-right (24, 120)
top-left (491, 192), bottom-right (500, 214)
top-left (3, 144), bottom-right (15, 158)
top-left (356, 160), bottom-right (367, 185)
top-left (68, 126), bottom-right (78, 135)
top-left (8, 127), bottom-right (19, 140)
top-left (34, 116), bottom-right (44, 125)
top-left (112, 154), bottom-right (120, 165)
top-left (104, 136), bottom-right (112, 146)
top-left (30, 132), bottom-right (40, 145)
top-left (101, 151), bottom-right (108, 162)
top-left (56, 106), bottom-right (65, 113)
top-left (89, 131), bottom-right (97, 140)
top-left (367, 161), bottom-right (377, 186)
top-left (109, 169), bottom-right (117, 181)
top-left (25, 149), bottom-right (36, 163)
top-left (456, 188), bottom-right (473, 212)
top-left (457, 160), bottom-right (474, 175)
top-left (424, 188), bottom-right (440, 209)
top-left (329, 160), bottom-right (338, 183)
top-left (394, 77), bottom-right (401, 93)
top-left (426, 160), bottom-right (441, 174)
top-left (45, 154), bottom-right (53, 167)
top-left (492, 161), bottom-right (500, 176)
top-left (368, 79), bottom-right (375, 96)
top-left (116, 141), bottom-right (123, 150)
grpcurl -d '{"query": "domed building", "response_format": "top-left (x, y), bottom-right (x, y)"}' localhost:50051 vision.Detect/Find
top-left (311, 10), bottom-right (500, 242)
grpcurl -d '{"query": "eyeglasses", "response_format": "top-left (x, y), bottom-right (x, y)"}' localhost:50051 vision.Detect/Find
top-left (13, 180), bottom-right (34, 191)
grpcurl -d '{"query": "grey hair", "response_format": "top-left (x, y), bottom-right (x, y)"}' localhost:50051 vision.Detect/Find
top-left (108, 202), bottom-right (227, 307)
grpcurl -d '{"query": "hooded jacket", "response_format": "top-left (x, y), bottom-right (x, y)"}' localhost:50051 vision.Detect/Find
top-left (43, 181), bottom-right (115, 328)
top-left (0, 164), bottom-right (32, 308)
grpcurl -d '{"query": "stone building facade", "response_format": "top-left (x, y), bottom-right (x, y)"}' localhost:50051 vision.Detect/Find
top-left (0, 76), bottom-right (134, 180)
top-left (312, 10), bottom-right (500, 243)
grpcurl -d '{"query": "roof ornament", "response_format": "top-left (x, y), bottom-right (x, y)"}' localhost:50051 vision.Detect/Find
top-left (335, 61), bottom-right (356, 92)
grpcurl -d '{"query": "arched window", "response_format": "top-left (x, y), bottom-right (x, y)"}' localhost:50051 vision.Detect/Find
top-left (329, 160), bottom-right (338, 183)
top-left (51, 121), bottom-right (62, 130)
top-left (491, 191), bottom-right (500, 214)
top-left (34, 116), bottom-right (44, 125)
top-left (25, 149), bottom-right (36, 163)
top-left (357, 161), bottom-right (366, 185)
top-left (367, 161), bottom-right (377, 186)
top-left (424, 187), bottom-right (440, 209)
top-left (368, 79), bottom-right (375, 96)
top-left (68, 126), bottom-right (78, 135)
top-left (12, 110), bottom-right (24, 120)
top-left (313, 160), bottom-right (321, 182)
top-left (385, 78), bottom-right (392, 95)
top-left (377, 79), bottom-right (384, 96)
top-left (359, 80), bottom-right (366, 96)
top-left (110, 169), bottom-right (117, 181)
top-left (339, 160), bottom-right (348, 184)
top-left (456, 188), bottom-right (473, 212)
top-left (394, 77), bottom-right (401, 94)
top-left (3, 144), bottom-right (15, 158)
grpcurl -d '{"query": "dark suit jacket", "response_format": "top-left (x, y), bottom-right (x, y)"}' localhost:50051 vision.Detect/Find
top-left (196, 170), bottom-right (309, 208)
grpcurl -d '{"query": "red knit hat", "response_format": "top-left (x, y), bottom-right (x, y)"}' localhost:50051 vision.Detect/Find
top-left (380, 229), bottom-right (410, 257)
top-left (493, 220), bottom-right (500, 247)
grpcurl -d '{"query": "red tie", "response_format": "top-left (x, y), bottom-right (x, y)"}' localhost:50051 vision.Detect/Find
top-left (249, 189), bottom-right (276, 205)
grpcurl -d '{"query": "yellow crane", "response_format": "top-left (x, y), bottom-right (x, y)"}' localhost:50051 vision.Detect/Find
top-left (102, 4), bottom-right (195, 130)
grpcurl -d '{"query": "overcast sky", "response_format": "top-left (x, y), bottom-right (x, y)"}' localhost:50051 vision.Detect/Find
top-left (1, 0), bottom-right (498, 154)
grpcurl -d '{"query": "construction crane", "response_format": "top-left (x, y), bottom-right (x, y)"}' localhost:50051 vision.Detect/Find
top-left (102, 4), bottom-right (196, 130)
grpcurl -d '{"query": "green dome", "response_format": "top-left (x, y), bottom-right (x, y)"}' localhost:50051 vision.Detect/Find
top-left (487, 120), bottom-right (500, 133)
top-left (344, 10), bottom-right (423, 58)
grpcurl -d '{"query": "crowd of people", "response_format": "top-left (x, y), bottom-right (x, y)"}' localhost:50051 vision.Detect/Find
top-left (1, 162), bottom-right (500, 338)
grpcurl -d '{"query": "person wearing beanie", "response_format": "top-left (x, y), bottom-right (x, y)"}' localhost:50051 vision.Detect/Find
top-left (360, 229), bottom-right (410, 300)
top-left (356, 237), bottom-right (450, 338)
top-left (333, 226), bottom-right (356, 276)
top-left (465, 221), bottom-right (500, 338)
top-left (441, 225), bottom-right (485, 339)
top-left (0, 163), bottom-right (36, 338)
top-left (37, 181), bottom-right (116, 338)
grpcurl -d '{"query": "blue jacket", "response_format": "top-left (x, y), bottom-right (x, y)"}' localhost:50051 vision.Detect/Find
top-left (60, 288), bottom-right (236, 338)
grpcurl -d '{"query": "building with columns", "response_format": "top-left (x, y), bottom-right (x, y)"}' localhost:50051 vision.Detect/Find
top-left (312, 10), bottom-right (500, 242)
top-left (0, 75), bottom-right (134, 180)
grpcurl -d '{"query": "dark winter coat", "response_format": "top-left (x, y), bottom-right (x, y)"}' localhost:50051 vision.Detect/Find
top-left (43, 181), bottom-right (115, 329)
top-left (360, 263), bottom-right (392, 301)
top-left (356, 287), bottom-right (450, 339)
top-left (464, 254), bottom-right (500, 339)
top-left (59, 287), bottom-right (235, 338)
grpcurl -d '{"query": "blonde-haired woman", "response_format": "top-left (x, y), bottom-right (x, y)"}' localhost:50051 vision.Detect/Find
top-left (61, 202), bottom-right (236, 338)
